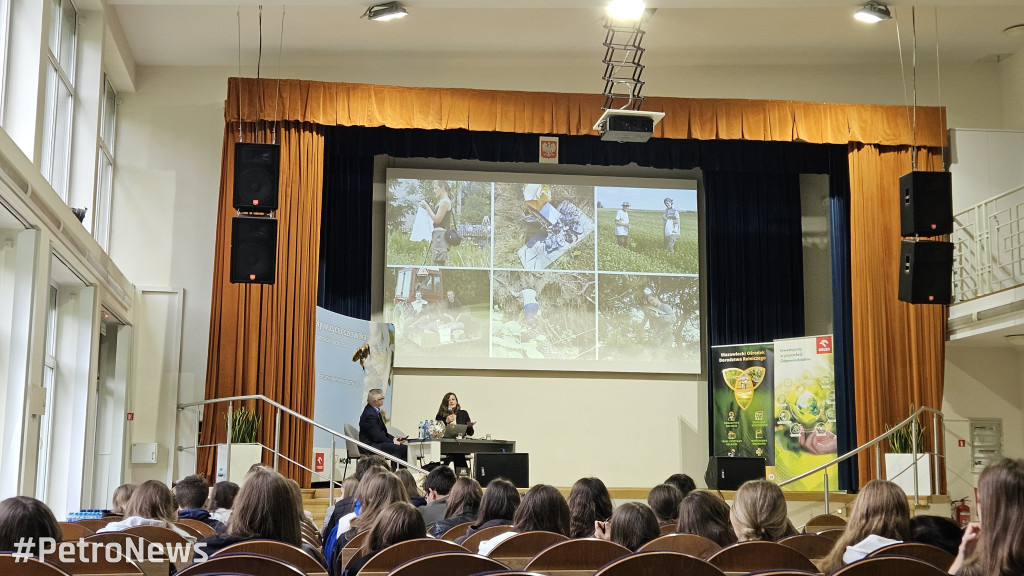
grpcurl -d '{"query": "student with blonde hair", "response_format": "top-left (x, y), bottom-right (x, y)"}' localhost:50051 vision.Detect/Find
top-left (110, 483), bottom-right (136, 515)
top-left (98, 479), bottom-right (196, 541)
top-left (821, 479), bottom-right (909, 572)
top-left (329, 472), bottom-right (408, 568)
top-left (950, 458), bottom-right (1024, 576)
top-left (729, 479), bottom-right (797, 542)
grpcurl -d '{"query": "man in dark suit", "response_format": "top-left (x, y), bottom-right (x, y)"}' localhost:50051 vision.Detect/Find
top-left (358, 388), bottom-right (407, 468)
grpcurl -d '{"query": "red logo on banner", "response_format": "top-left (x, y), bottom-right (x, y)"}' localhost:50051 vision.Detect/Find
top-left (817, 336), bottom-right (833, 354)
top-left (315, 452), bottom-right (325, 472)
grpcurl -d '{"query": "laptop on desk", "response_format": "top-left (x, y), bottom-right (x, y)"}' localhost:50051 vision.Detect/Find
top-left (442, 423), bottom-right (469, 438)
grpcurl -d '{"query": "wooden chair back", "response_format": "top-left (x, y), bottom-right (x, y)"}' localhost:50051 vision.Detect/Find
top-left (817, 528), bottom-right (845, 541)
top-left (300, 522), bottom-right (322, 546)
top-left (52, 550), bottom-right (145, 576)
top-left (593, 551), bottom-right (726, 576)
top-left (832, 556), bottom-right (948, 576)
top-left (338, 529), bottom-right (369, 571)
top-left (174, 553), bottom-right (306, 576)
top-left (461, 524), bottom-right (516, 553)
top-left (83, 533), bottom-right (169, 576)
top-left (866, 542), bottom-right (956, 571)
top-left (357, 538), bottom-right (467, 576)
top-left (523, 538), bottom-right (631, 576)
top-left (707, 541), bottom-right (818, 573)
top-left (213, 539), bottom-right (327, 575)
top-left (175, 519), bottom-right (216, 539)
top-left (386, 551), bottom-right (508, 576)
top-left (76, 519), bottom-right (115, 532)
top-left (660, 523), bottom-right (677, 535)
top-left (803, 513), bottom-right (847, 533)
top-left (440, 521), bottom-right (474, 541)
top-left (121, 526), bottom-right (192, 564)
top-left (58, 522), bottom-right (96, 540)
top-left (0, 554), bottom-right (72, 575)
top-left (637, 533), bottom-right (722, 558)
top-left (485, 531), bottom-right (568, 570)
top-left (170, 523), bottom-right (203, 540)
top-left (778, 533), bottom-right (837, 562)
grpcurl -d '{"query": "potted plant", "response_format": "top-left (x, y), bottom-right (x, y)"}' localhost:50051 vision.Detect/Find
top-left (884, 405), bottom-right (933, 496)
top-left (216, 406), bottom-right (264, 483)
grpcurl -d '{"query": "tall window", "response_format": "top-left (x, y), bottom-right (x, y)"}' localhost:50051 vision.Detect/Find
top-left (35, 284), bottom-right (59, 500)
top-left (0, 0), bottom-right (11, 123)
top-left (95, 76), bottom-right (116, 250)
top-left (41, 0), bottom-right (77, 202)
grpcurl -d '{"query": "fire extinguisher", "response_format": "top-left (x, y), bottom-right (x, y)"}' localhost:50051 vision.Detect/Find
top-left (952, 497), bottom-right (971, 527)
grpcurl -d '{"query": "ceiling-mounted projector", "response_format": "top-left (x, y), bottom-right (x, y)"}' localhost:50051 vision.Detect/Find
top-left (594, 108), bottom-right (666, 143)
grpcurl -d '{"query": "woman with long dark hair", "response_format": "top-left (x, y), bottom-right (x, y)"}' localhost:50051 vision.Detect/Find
top-left (950, 458), bottom-right (1024, 576)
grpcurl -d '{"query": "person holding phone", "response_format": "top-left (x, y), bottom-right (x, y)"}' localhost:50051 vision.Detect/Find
top-left (435, 392), bottom-right (476, 471)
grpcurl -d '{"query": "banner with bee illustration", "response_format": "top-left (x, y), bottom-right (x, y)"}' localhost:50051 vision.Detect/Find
top-left (773, 335), bottom-right (838, 491)
top-left (710, 343), bottom-right (776, 479)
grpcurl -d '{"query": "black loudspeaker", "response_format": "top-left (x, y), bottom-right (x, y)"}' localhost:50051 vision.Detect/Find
top-left (233, 142), bottom-right (280, 211)
top-left (474, 453), bottom-right (529, 488)
top-left (900, 171), bottom-right (952, 236)
top-left (898, 240), bottom-right (954, 304)
top-left (704, 456), bottom-right (766, 490)
top-left (230, 215), bottom-right (277, 284)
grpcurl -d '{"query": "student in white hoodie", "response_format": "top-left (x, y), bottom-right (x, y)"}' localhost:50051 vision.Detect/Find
top-left (97, 479), bottom-right (197, 542)
top-left (821, 479), bottom-right (909, 573)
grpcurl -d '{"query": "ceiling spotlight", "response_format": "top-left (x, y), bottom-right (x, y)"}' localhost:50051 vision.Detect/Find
top-left (362, 2), bottom-right (408, 22)
top-left (607, 0), bottom-right (647, 21)
top-left (855, 2), bottom-right (891, 23)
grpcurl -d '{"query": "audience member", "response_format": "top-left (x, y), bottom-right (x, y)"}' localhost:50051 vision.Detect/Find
top-left (323, 455), bottom-right (388, 540)
top-left (950, 458), bottom-right (1024, 576)
top-left (197, 467), bottom-right (311, 558)
top-left (174, 474), bottom-right (227, 535)
top-left (455, 477), bottom-right (521, 544)
top-left (729, 479), bottom-right (797, 542)
top-left (665, 473), bottom-right (697, 498)
top-left (98, 479), bottom-right (196, 541)
top-left (477, 484), bottom-right (569, 555)
top-left (322, 477), bottom-right (359, 534)
top-left (331, 472), bottom-right (408, 568)
top-left (908, 514), bottom-right (963, 556)
top-left (594, 501), bottom-right (661, 551)
top-left (429, 477), bottom-right (482, 538)
top-left (341, 502), bottom-right (426, 576)
top-left (821, 479), bottom-right (909, 572)
top-left (206, 481), bottom-right (238, 524)
top-left (647, 483), bottom-right (683, 524)
top-left (677, 490), bottom-right (737, 547)
top-left (418, 466), bottom-right (457, 527)
top-left (568, 477), bottom-right (613, 539)
top-left (0, 496), bottom-right (62, 556)
top-left (110, 483), bottom-right (136, 516)
top-left (286, 478), bottom-right (318, 528)
top-left (396, 469), bottom-right (426, 507)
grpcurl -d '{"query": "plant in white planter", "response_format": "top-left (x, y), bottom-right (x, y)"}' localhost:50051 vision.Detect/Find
top-left (216, 406), bottom-right (264, 483)
top-left (884, 406), bottom-right (932, 496)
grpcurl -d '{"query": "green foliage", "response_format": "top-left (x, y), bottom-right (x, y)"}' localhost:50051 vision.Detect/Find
top-left (459, 188), bottom-right (491, 224)
top-left (596, 209), bottom-right (698, 274)
top-left (228, 406), bottom-right (260, 444)
top-left (886, 404), bottom-right (926, 453)
top-left (384, 231), bottom-right (491, 268)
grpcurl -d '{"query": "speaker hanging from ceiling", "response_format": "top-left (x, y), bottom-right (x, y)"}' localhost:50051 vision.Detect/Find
top-left (898, 239), bottom-right (953, 304)
top-left (233, 142), bottom-right (280, 212)
top-left (900, 171), bottom-right (953, 236)
top-left (230, 215), bottom-right (277, 284)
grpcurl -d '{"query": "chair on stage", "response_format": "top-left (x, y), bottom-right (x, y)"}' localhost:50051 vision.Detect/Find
top-left (352, 537), bottom-right (466, 576)
top-left (57, 522), bottom-right (95, 540)
top-left (342, 424), bottom-right (362, 478)
top-left (866, 542), bottom-right (956, 572)
top-left (460, 525), bottom-right (516, 554)
top-left (213, 539), bottom-right (328, 576)
top-left (593, 551), bottom-right (726, 576)
top-left (441, 521), bottom-right (474, 541)
top-left (523, 538), bottom-right (630, 576)
top-left (387, 551), bottom-right (508, 576)
top-left (174, 553), bottom-right (305, 576)
top-left (707, 541), bottom-right (818, 573)
top-left (637, 533), bottom-right (722, 558)
top-left (832, 556), bottom-right (947, 576)
top-left (484, 531), bottom-right (568, 570)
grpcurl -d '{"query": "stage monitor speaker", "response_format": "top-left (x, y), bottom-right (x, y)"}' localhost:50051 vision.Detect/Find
top-left (230, 215), bottom-right (277, 284)
top-left (704, 456), bottom-right (766, 490)
top-left (474, 453), bottom-right (529, 488)
top-left (898, 239), bottom-right (953, 304)
top-left (233, 142), bottom-right (280, 211)
top-left (900, 171), bottom-right (952, 236)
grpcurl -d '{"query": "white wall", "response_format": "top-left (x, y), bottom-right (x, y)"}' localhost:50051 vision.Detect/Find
top-left (112, 55), bottom-right (1019, 486)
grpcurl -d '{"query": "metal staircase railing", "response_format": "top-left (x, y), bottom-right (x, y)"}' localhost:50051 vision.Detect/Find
top-left (952, 183), bottom-right (1024, 302)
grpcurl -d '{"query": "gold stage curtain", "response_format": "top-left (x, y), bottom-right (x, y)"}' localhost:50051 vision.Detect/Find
top-left (848, 144), bottom-right (947, 488)
top-left (208, 76), bottom-right (948, 487)
top-left (202, 120), bottom-right (324, 486)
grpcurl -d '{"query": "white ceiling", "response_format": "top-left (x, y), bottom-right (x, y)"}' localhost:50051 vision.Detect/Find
top-left (108, 1), bottom-right (1024, 71)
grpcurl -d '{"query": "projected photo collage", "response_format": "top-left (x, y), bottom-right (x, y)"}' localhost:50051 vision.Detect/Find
top-left (384, 171), bottom-right (701, 373)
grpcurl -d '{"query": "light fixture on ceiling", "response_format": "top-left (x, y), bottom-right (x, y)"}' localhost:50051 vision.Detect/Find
top-left (854, 1), bottom-right (891, 23)
top-left (607, 0), bottom-right (647, 21)
top-left (362, 2), bottom-right (408, 22)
